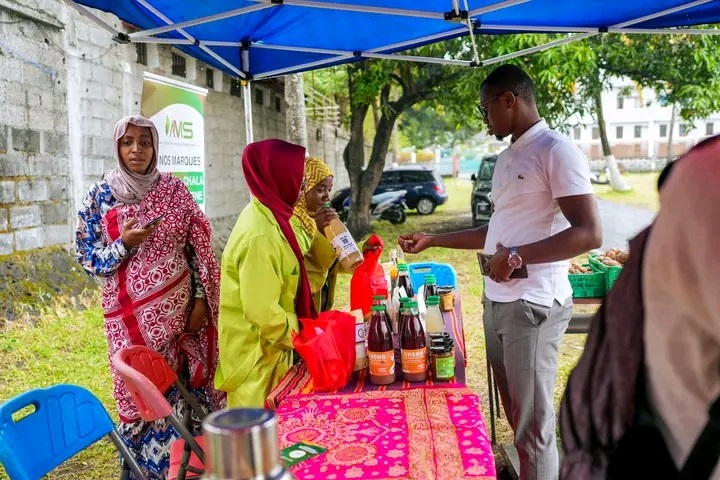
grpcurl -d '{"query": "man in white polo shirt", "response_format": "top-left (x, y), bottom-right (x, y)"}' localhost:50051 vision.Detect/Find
top-left (399, 64), bottom-right (602, 480)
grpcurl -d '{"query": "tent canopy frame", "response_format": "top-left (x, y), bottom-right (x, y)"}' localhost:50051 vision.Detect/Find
top-left (66, 0), bottom-right (719, 81)
top-left (63, 0), bottom-right (720, 142)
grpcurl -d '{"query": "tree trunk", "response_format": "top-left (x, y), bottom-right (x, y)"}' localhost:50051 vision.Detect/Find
top-left (592, 87), bottom-right (630, 192)
top-left (345, 111), bottom-right (398, 238)
top-left (285, 74), bottom-right (308, 147)
top-left (667, 103), bottom-right (677, 161)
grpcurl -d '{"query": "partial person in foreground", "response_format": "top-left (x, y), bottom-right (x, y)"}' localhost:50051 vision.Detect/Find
top-left (215, 139), bottom-right (318, 408)
top-left (75, 115), bottom-right (222, 479)
top-left (560, 136), bottom-right (720, 479)
top-left (399, 64), bottom-right (602, 480)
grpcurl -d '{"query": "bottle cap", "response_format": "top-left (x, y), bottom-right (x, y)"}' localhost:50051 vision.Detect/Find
top-left (323, 202), bottom-right (331, 208)
top-left (426, 295), bottom-right (440, 306)
top-left (371, 305), bottom-right (385, 312)
top-left (406, 301), bottom-right (418, 308)
top-left (372, 295), bottom-right (386, 301)
top-left (424, 274), bottom-right (437, 284)
top-left (397, 263), bottom-right (409, 272)
top-left (399, 297), bottom-right (411, 304)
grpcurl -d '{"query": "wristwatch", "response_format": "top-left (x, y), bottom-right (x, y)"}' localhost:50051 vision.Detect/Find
top-left (507, 247), bottom-right (523, 269)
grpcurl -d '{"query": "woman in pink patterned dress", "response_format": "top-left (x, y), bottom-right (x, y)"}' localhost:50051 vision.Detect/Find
top-left (75, 115), bottom-right (222, 479)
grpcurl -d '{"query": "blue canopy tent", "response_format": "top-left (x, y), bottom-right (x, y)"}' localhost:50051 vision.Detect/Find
top-left (65, 0), bottom-right (720, 141)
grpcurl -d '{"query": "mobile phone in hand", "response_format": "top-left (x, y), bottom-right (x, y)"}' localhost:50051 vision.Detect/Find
top-left (143, 215), bottom-right (164, 229)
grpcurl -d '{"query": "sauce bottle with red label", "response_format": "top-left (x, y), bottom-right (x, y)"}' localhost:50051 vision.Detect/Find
top-left (367, 305), bottom-right (395, 385)
top-left (400, 301), bottom-right (427, 382)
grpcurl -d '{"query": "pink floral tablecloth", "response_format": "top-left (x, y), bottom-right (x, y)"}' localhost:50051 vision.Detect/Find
top-left (276, 385), bottom-right (496, 479)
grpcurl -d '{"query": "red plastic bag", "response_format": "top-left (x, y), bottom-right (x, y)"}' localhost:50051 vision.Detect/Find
top-left (293, 311), bottom-right (357, 391)
top-left (350, 234), bottom-right (386, 317)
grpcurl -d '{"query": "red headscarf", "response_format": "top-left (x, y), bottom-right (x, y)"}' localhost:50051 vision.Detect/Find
top-left (242, 139), bottom-right (318, 320)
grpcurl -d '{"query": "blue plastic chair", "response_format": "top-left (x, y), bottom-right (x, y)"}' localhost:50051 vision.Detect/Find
top-left (0, 384), bottom-right (147, 480)
top-left (408, 262), bottom-right (458, 289)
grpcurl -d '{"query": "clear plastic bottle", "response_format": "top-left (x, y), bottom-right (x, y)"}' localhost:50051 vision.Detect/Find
top-left (424, 296), bottom-right (444, 334)
top-left (322, 202), bottom-right (363, 270)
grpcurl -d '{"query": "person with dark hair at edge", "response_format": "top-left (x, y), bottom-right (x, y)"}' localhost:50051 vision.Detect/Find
top-left (399, 64), bottom-right (602, 480)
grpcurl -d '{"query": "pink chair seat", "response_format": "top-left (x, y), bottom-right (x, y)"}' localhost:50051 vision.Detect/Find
top-left (168, 435), bottom-right (205, 480)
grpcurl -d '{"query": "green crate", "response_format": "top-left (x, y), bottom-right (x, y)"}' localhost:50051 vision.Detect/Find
top-left (588, 255), bottom-right (623, 292)
top-left (568, 265), bottom-right (606, 298)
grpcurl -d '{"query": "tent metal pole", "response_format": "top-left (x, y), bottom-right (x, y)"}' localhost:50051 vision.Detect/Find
top-left (363, 52), bottom-right (472, 66)
top-left (63, 0), bottom-right (120, 37)
top-left (479, 24), bottom-right (597, 33)
top-left (253, 43), bottom-right (473, 66)
top-left (131, 37), bottom-right (194, 44)
top-left (610, 27), bottom-right (720, 35)
top-left (481, 32), bottom-right (598, 66)
top-left (241, 45), bottom-right (254, 145)
top-left (243, 81), bottom-right (254, 144)
top-left (612, 0), bottom-right (713, 28)
top-left (463, 0), bottom-right (481, 65)
top-left (252, 44), bottom-right (349, 56)
top-left (470, 0), bottom-right (530, 17)
top-left (254, 55), bottom-right (353, 80)
top-left (131, 38), bottom-right (246, 47)
top-left (134, 0), bottom-right (246, 78)
top-left (478, 0), bottom-right (714, 67)
top-left (249, 0), bottom-right (442, 19)
top-left (366, 26), bottom-right (468, 53)
top-left (129, 4), bottom-right (274, 38)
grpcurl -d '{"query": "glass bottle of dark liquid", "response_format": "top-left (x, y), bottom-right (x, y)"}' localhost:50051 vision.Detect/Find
top-left (396, 263), bottom-right (414, 298)
top-left (367, 305), bottom-right (396, 385)
top-left (400, 301), bottom-right (427, 382)
top-left (424, 274), bottom-right (439, 300)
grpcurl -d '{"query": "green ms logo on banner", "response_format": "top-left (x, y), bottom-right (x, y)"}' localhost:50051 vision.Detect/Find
top-left (165, 116), bottom-right (194, 139)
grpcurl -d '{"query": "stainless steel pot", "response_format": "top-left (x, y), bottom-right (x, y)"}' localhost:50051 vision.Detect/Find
top-left (202, 408), bottom-right (292, 480)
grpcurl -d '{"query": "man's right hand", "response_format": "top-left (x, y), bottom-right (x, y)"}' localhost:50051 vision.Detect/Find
top-left (398, 232), bottom-right (433, 254)
top-left (120, 218), bottom-right (160, 249)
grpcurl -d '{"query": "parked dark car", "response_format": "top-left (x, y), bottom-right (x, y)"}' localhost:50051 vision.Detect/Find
top-left (332, 166), bottom-right (448, 215)
top-left (470, 155), bottom-right (497, 227)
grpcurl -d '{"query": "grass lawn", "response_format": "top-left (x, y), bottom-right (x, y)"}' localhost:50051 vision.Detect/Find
top-left (0, 178), bottom-right (594, 479)
top-left (593, 172), bottom-right (660, 211)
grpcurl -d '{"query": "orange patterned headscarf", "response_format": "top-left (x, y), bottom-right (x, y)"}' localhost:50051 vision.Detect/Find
top-left (293, 157), bottom-right (334, 237)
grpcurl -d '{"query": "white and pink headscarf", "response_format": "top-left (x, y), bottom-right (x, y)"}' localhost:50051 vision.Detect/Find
top-left (105, 115), bottom-right (160, 204)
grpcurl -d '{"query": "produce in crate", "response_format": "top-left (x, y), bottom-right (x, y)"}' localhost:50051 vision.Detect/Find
top-left (593, 247), bottom-right (630, 267)
top-left (568, 263), bottom-right (592, 274)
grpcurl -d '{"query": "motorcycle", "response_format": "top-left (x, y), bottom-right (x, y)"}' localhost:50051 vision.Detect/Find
top-left (339, 190), bottom-right (408, 225)
top-left (590, 167), bottom-right (611, 185)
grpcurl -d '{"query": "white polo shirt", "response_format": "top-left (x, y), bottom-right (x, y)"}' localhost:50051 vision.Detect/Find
top-left (483, 120), bottom-right (594, 307)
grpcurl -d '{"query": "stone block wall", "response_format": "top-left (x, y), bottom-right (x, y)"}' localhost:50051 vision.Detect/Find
top-left (0, 0), bottom-right (367, 257)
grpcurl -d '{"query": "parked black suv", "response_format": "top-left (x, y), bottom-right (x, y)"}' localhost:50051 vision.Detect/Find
top-left (470, 155), bottom-right (497, 227)
top-left (332, 166), bottom-right (448, 215)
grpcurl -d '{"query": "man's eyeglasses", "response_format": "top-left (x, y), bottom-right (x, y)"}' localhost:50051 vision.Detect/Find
top-left (477, 91), bottom-right (515, 118)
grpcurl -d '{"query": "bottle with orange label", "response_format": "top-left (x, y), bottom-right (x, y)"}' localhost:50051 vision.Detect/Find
top-left (367, 305), bottom-right (395, 385)
top-left (400, 301), bottom-right (427, 382)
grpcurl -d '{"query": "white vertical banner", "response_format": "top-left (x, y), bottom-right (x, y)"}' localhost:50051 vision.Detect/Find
top-left (141, 72), bottom-right (208, 211)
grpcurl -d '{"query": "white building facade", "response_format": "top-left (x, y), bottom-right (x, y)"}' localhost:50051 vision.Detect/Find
top-left (571, 77), bottom-right (720, 160)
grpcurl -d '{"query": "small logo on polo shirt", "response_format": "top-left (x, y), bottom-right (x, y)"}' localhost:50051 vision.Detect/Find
top-left (517, 174), bottom-right (524, 180)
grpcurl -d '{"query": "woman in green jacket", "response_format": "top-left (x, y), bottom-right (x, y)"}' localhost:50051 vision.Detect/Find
top-left (215, 139), bottom-right (317, 408)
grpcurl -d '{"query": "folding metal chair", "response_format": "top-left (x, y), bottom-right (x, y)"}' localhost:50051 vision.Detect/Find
top-left (0, 384), bottom-right (147, 480)
top-left (112, 346), bottom-right (207, 480)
